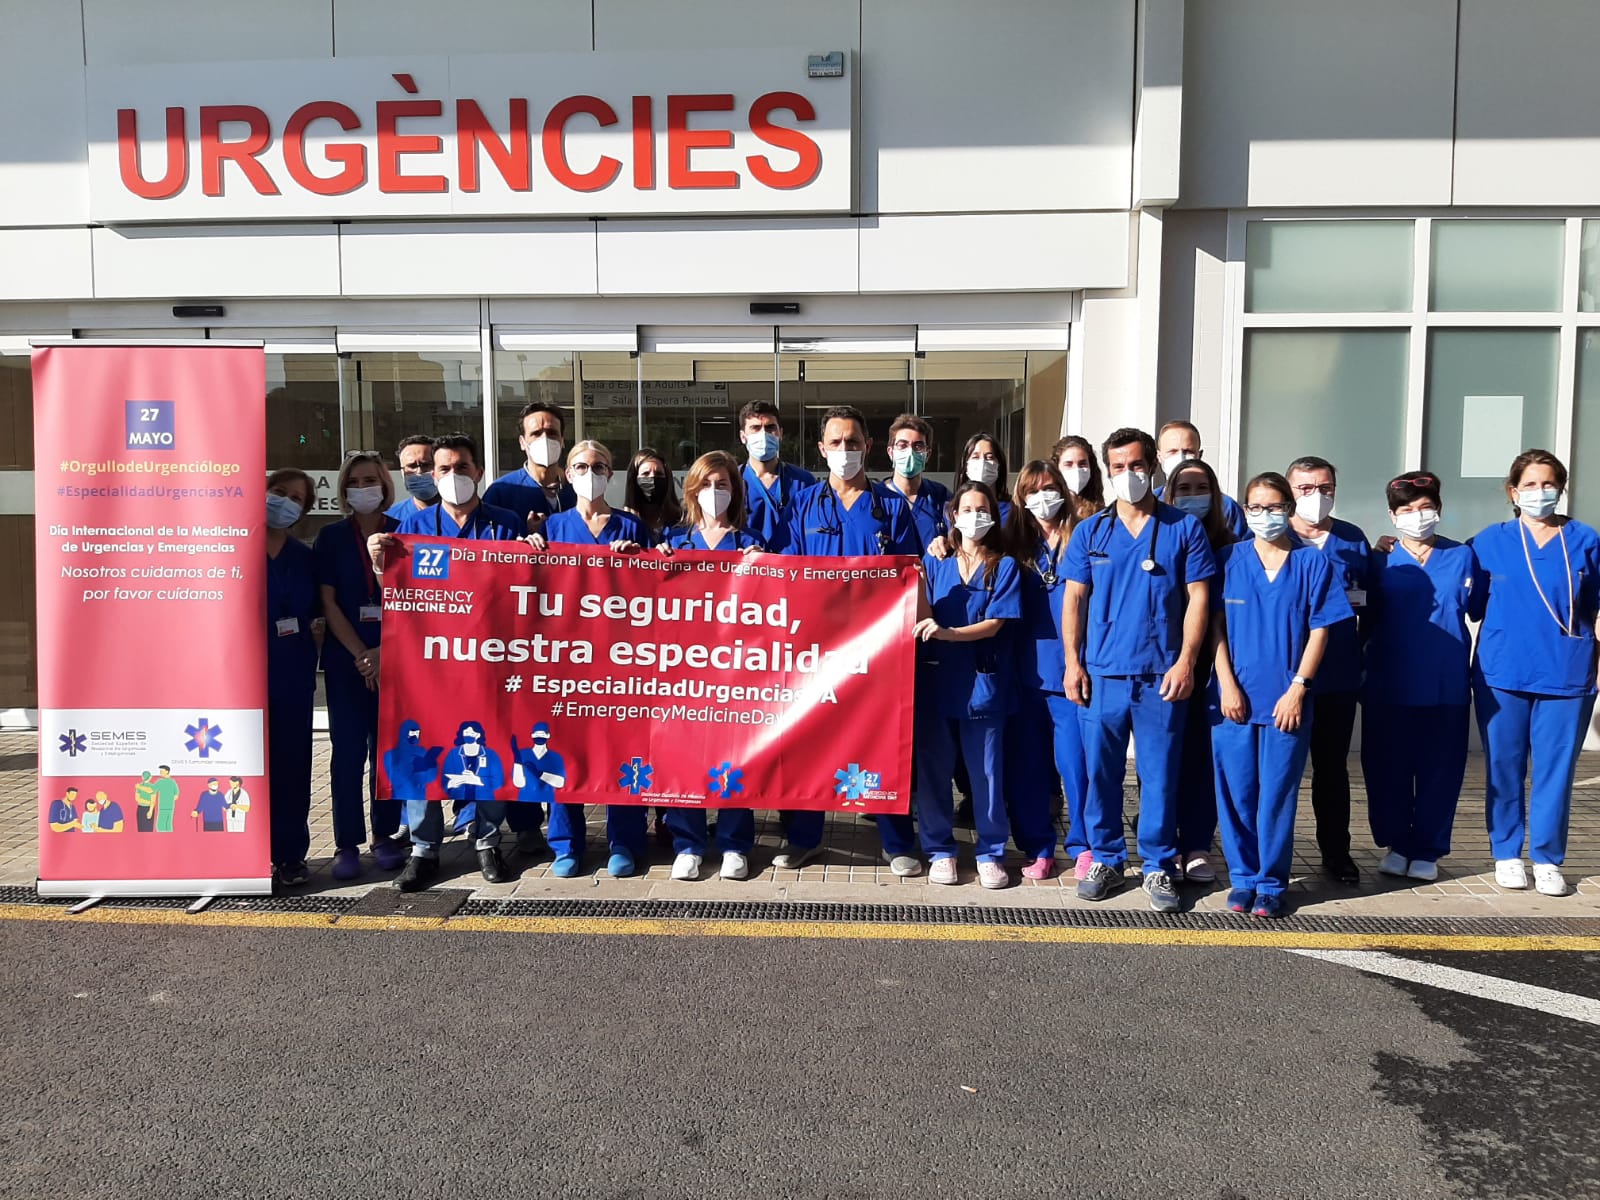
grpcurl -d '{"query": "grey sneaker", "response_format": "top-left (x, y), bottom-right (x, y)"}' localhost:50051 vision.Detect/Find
top-left (883, 852), bottom-right (923, 878)
top-left (772, 844), bottom-right (822, 870)
top-left (1077, 861), bottom-right (1123, 901)
top-left (1143, 869), bottom-right (1181, 913)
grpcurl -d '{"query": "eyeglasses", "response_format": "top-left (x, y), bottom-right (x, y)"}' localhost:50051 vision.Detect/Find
top-left (891, 440), bottom-right (929, 453)
top-left (343, 449), bottom-right (382, 461)
top-left (569, 463), bottom-right (611, 477)
top-left (1243, 503), bottom-right (1293, 516)
top-left (1391, 472), bottom-right (1440, 489)
top-left (1292, 484), bottom-right (1336, 497)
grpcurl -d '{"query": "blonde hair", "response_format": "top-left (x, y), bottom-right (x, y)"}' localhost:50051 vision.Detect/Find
top-left (566, 439), bottom-right (612, 468)
top-left (335, 451), bottom-right (393, 513)
top-left (680, 451), bottom-right (746, 529)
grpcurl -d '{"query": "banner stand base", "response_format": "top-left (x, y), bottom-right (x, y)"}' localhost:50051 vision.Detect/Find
top-left (186, 896), bottom-right (217, 914)
top-left (67, 895), bottom-right (104, 914)
top-left (38, 877), bottom-right (273, 900)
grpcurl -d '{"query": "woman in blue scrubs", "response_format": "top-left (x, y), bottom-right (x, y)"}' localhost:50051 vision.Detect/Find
top-left (529, 440), bottom-right (654, 878)
top-left (1052, 435), bottom-right (1104, 525)
top-left (623, 447), bottom-right (683, 542)
top-left (265, 469), bottom-right (320, 887)
top-left (915, 480), bottom-right (1021, 889)
top-left (1164, 457), bottom-right (1237, 885)
top-left (1210, 472), bottom-right (1352, 918)
top-left (314, 452), bottom-right (405, 881)
top-left (962, 434), bottom-right (1012, 522)
top-left (1003, 460), bottom-right (1082, 880)
top-left (1362, 471), bottom-right (1481, 883)
top-left (659, 450), bottom-right (763, 882)
top-left (1469, 449), bottom-right (1600, 898)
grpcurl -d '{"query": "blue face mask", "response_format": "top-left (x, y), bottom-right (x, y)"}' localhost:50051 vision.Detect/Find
top-left (1246, 511), bottom-right (1290, 541)
top-left (266, 493), bottom-right (303, 529)
top-left (743, 431), bottom-right (779, 463)
top-left (1173, 494), bottom-right (1212, 519)
top-left (405, 473), bottom-right (439, 501)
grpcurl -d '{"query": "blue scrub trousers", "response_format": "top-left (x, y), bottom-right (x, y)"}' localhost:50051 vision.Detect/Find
top-left (410, 798), bottom-right (505, 857)
top-left (916, 710), bottom-right (1010, 862)
top-left (665, 807), bottom-right (756, 857)
top-left (1176, 692), bottom-right (1219, 857)
top-left (1045, 692), bottom-right (1090, 860)
top-left (548, 803), bottom-right (649, 864)
top-left (1079, 674), bottom-right (1183, 873)
top-left (1002, 690), bottom-right (1063, 860)
top-left (1212, 718), bottom-right (1311, 898)
top-left (267, 694), bottom-right (314, 865)
top-left (324, 659), bottom-right (401, 851)
top-left (1362, 702), bottom-right (1469, 863)
top-left (1474, 680), bottom-right (1596, 866)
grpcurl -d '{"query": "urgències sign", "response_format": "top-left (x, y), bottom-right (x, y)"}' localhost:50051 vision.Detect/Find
top-left (88, 49), bottom-right (852, 222)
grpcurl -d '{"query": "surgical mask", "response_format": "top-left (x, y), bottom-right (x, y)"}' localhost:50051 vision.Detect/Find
top-left (1173, 494), bottom-right (1212, 519)
top-left (636, 475), bottom-right (664, 501)
top-left (532, 735), bottom-right (550, 747)
top-left (698, 486), bottom-right (732, 518)
top-left (1061, 465), bottom-right (1091, 495)
top-left (461, 736), bottom-right (481, 758)
top-left (1160, 452), bottom-right (1192, 478)
top-left (966, 458), bottom-right (999, 486)
top-left (1247, 511), bottom-right (1290, 541)
top-left (1110, 469), bottom-right (1149, 504)
top-left (1517, 487), bottom-right (1560, 519)
top-left (436, 472), bottom-right (477, 506)
top-left (826, 449), bottom-right (864, 479)
top-left (528, 434), bottom-right (563, 468)
top-left (1393, 508), bottom-right (1440, 540)
top-left (892, 447), bottom-right (927, 478)
top-left (1295, 492), bottom-right (1335, 525)
top-left (406, 729), bottom-right (420, 742)
top-left (573, 470), bottom-right (609, 502)
top-left (1025, 490), bottom-right (1064, 520)
top-left (404, 473), bottom-right (438, 501)
top-left (266, 494), bottom-right (303, 529)
top-left (955, 511), bottom-right (994, 541)
top-left (346, 485), bottom-right (385, 515)
top-left (744, 431), bottom-right (779, 463)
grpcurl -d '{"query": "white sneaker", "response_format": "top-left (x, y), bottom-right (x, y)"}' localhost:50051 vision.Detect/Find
top-left (1378, 850), bottom-right (1410, 877)
top-left (772, 844), bottom-right (822, 870)
top-left (929, 857), bottom-right (959, 885)
top-left (1533, 863), bottom-right (1570, 897)
top-left (976, 861), bottom-right (1009, 890)
top-left (883, 852), bottom-right (923, 878)
top-left (670, 852), bottom-right (702, 881)
top-left (1495, 858), bottom-right (1528, 890)
top-left (1405, 859), bottom-right (1438, 882)
top-left (719, 852), bottom-right (749, 881)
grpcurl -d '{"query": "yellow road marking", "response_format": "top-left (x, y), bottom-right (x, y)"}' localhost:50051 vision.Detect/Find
top-left (0, 902), bottom-right (1595, 951)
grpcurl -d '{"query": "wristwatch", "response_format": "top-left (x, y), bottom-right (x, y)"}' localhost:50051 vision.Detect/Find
top-left (1291, 674), bottom-right (1312, 687)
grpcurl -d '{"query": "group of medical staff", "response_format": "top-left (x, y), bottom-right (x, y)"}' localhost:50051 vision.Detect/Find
top-left (261, 401), bottom-right (1598, 914)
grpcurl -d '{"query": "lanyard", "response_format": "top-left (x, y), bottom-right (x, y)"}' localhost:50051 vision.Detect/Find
top-left (349, 517), bottom-right (381, 605)
top-left (1520, 521), bottom-right (1576, 638)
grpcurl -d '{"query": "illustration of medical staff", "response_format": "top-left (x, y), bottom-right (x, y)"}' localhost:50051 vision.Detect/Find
top-left (86, 790), bottom-right (125, 833)
top-left (225, 777), bottom-right (251, 833)
top-left (48, 788), bottom-right (80, 833)
top-left (192, 779), bottom-right (229, 832)
top-left (152, 766), bottom-right (180, 832)
top-left (134, 772), bottom-right (158, 832)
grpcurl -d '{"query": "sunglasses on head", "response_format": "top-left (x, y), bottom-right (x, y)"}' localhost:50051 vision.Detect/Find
top-left (1390, 471), bottom-right (1439, 489)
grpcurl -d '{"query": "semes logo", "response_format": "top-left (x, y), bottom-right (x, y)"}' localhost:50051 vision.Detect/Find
top-left (58, 728), bottom-right (148, 757)
top-left (126, 400), bottom-right (176, 450)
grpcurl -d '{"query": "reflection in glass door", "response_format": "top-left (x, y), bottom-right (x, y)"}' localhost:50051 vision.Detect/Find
top-left (341, 351), bottom-right (484, 472)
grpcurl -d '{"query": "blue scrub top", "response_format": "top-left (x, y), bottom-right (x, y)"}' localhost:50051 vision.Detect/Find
top-left (1470, 518), bottom-right (1600, 697)
top-left (49, 799), bottom-right (76, 827)
top-left (1062, 502), bottom-right (1217, 677)
top-left (482, 466), bottom-right (576, 528)
top-left (922, 552), bottom-right (1023, 719)
top-left (543, 507), bottom-right (655, 547)
top-left (782, 479), bottom-right (920, 558)
top-left (386, 497), bottom-right (432, 522)
top-left (396, 501), bottom-right (523, 541)
top-left (267, 537), bottom-right (319, 701)
top-left (313, 515), bottom-right (399, 667)
top-left (97, 800), bottom-right (125, 827)
top-left (1210, 540), bottom-right (1353, 725)
top-left (1363, 536), bottom-right (1482, 708)
top-left (1288, 518), bottom-right (1371, 695)
top-left (661, 524), bottom-right (764, 552)
top-left (884, 476), bottom-right (951, 552)
top-left (1156, 486), bottom-right (1248, 541)
top-left (1016, 533), bottom-right (1070, 693)
top-left (742, 461), bottom-right (815, 553)
top-left (513, 746), bottom-right (567, 805)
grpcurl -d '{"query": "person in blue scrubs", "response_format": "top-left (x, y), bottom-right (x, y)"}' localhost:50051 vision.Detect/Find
top-left (265, 469), bottom-right (319, 887)
top-left (1052, 435), bottom-right (1105, 529)
top-left (530, 439), bottom-right (654, 878)
top-left (738, 400), bottom-right (814, 554)
top-left (483, 400), bottom-right (577, 533)
top-left (658, 451), bottom-right (764, 882)
top-left (510, 720), bottom-right (567, 832)
top-left (623, 447), bottom-right (683, 543)
top-left (369, 434), bottom-right (524, 891)
top-left (48, 787), bottom-right (81, 833)
top-left (386, 434), bottom-right (438, 521)
top-left (314, 452), bottom-right (405, 881)
top-left (1210, 472), bottom-right (1351, 919)
top-left (1002, 460), bottom-right (1084, 880)
top-left (779, 405), bottom-right (922, 873)
top-left (1470, 449), bottom-right (1600, 898)
top-left (916, 481), bottom-right (1020, 889)
top-left (1154, 421), bottom-right (1248, 540)
top-left (1362, 471), bottom-right (1482, 882)
top-left (1285, 455), bottom-right (1372, 885)
top-left (1162, 458), bottom-right (1238, 885)
top-left (883, 413), bottom-right (950, 552)
top-left (961, 433), bottom-right (1012, 524)
top-left (1061, 427), bottom-right (1216, 913)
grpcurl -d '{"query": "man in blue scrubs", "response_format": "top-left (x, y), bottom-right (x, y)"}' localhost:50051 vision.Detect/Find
top-left (739, 400), bottom-right (814, 554)
top-left (1155, 421), bottom-right (1248, 540)
top-left (483, 401), bottom-right (577, 533)
top-left (48, 787), bottom-right (81, 833)
top-left (778, 405), bottom-right (921, 873)
top-left (1062, 427), bottom-right (1216, 912)
top-left (387, 434), bottom-right (439, 521)
top-left (883, 413), bottom-right (951, 552)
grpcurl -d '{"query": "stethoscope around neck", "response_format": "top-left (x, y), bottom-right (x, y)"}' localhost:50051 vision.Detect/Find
top-left (816, 482), bottom-right (890, 553)
top-left (1089, 502), bottom-right (1159, 572)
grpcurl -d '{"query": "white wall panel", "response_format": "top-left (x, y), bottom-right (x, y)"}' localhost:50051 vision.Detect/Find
top-left (596, 220), bottom-right (857, 295)
top-left (91, 225), bottom-right (340, 298)
top-left (0, 2), bottom-right (89, 227)
top-left (0, 230), bottom-right (94, 301)
top-left (340, 222), bottom-right (597, 296)
top-left (859, 213), bottom-right (1129, 294)
top-left (335, 0), bottom-right (592, 55)
top-left (861, 0), bottom-right (1134, 214)
top-left (595, 0), bottom-right (858, 52)
top-left (1180, 0), bottom-right (1456, 209)
top-left (1455, 1), bottom-right (1600, 205)
top-left (82, 0), bottom-right (333, 64)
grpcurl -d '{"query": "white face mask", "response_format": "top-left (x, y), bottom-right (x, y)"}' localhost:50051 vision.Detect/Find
top-left (1393, 508), bottom-right (1440, 540)
top-left (698, 486), bottom-right (732, 518)
top-left (461, 737), bottom-right (481, 758)
top-left (1517, 486), bottom-right (1560, 519)
top-left (966, 458), bottom-right (999, 485)
top-left (1060, 465), bottom-right (1091, 495)
top-left (527, 434), bottom-right (563, 468)
top-left (955, 511), bottom-right (994, 541)
top-left (1110, 469), bottom-right (1149, 504)
top-left (572, 469), bottom-right (609, 502)
top-left (1296, 492), bottom-right (1335, 525)
top-left (1025, 490), bottom-right (1064, 520)
top-left (826, 449), bottom-right (864, 480)
top-left (436, 472), bottom-right (477, 506)
top-left (1160, 451), bottom-right (1193, 478)
top-left (346, 485), bottom-right (385, 515)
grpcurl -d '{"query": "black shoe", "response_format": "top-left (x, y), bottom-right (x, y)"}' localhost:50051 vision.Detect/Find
top-left (515, 828), bottom-right (549, 859)
top-left (478, 847), bottom-right (508, 884)
top-left (395, 856), bottom-right (438, 893)
top-left (1322, 852), bottom-right (1360, 886)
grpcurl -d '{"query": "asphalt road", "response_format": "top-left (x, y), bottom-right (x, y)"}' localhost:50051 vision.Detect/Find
top-left (0, 921), bottom-right (1595, 1200)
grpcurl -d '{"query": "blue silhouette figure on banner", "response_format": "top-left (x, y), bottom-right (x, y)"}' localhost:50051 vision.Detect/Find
top-left (443, 720), bottom-right (504, 832)
top-left (383, 719), bottom-right (443, 832)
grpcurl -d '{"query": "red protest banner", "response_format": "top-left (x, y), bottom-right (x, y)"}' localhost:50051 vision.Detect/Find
top-left (377, 538), bottom-right (916, 813)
